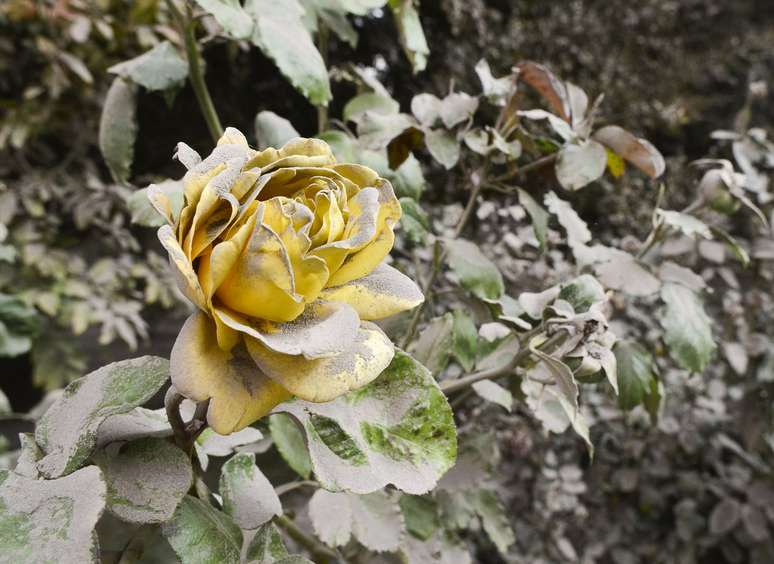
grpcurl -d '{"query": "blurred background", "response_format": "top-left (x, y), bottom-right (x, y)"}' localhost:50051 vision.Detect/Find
top-left (1, 1), bottom-right (774, 562)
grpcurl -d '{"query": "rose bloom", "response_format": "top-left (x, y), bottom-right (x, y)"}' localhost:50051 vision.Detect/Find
top-left (149, 128), bottom-right (423, 434)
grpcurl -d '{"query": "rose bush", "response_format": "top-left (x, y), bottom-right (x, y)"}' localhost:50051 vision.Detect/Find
top-left (150, 128), bottom-right (423, 434)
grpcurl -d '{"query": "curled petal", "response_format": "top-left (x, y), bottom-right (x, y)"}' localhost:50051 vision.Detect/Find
top-left (246, 321), bottom-right (394, 403)
top-left (214, 300), bottom-right (360, 359)
top-left (320, 262), bottom-right (424, 320)
top-left (245, 137), bottom-right (336, 172)
top-left (170, 311), bottom-right (292, 434)
top-left (158, 224), bottom-right (207, 310)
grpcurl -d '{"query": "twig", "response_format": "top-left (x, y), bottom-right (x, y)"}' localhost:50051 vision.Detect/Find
top-left (275, 480), bottom-right (320, 497)
top-left (274, 514), bottom-right (341, 564)
top-left (490, 152), bottom-right (558, 184)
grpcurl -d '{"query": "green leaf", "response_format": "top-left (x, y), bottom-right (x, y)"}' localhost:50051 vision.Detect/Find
top-left (0, 466), bottom-right (106, 564)
top-left (399, 197), bottom-right (430, 244)
top-left (220, 453), bottom-right (282, 529)
top-left (400, 494), bottom-right (439, 540)
top-left (163, 496), bottom-right (242, 564)
top-left (471, 380), bottom-right (513, 412)
top-left (246, 0), bottom-right (332, 105)
top-left (308, 489), bottom-right (403, 551)
top-left (269, 413), bottom-right (312, 479)
top-left (275, 351), bottom-right (457, 494)
top-left (614, 340), bottom-right (657, 410)
top-left (343, 92), bottom-right (400, 123)
top-left (410, 313), bottom-right (454, 375)
top-left (517, 188), bottom-right (549, 250)
top-left (388, 0), bottom-right (429, 73)
top-left (451, 311), bottom-right (477, 372)
top-left (710, 225), bottom-right (750, 267)
top-left (195, 0), bottom-right (254, 39)
top-left (558, 274), bottom-right (605, 313)
top-left (35, 356), bottom-right (170, 478)
top-left (254, 111), bottom-right (300, 150)
top-left (126, 179), bottom-right (184, 227)
top-left (244, 522), bottom-right (289, 562)
top-left (660, 283), bottom-right (716, 372)
top-left (444, 237), bottom-right (505, 300)
top-left (99, 77), bottom-right (137, 184)
top-left (425, 129), bottom-right (460, 169)
top-left (108, 41), bottom-right (188, 91)
top-left (95, 437), bottom-right (193, 524)
top-left (0, 293), bottom-right (40, 357)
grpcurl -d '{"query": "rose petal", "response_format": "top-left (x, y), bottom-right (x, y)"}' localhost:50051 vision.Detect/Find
top-left (245, 138), bottom-right (335, 172)
top-left (320, 262), bottom-right (423, 320)
top-left (215, 218), bottom-right (306, 323)
top-left (214, 300), bottom-right (360, 359)
top-left (246, 321), bottom-right (394, 403)
top-left (171, 311), bottom-right (292, 434)
top-left (158, 224), bottom-right (207, 310)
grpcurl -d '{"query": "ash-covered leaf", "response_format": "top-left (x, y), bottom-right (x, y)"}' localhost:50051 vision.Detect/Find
top-left (308, 489), bottom-right (403, 552)
top-left (246, 0), bottom-right (331, 105)
top-left (388, 0), bottom-right (429, 73)
top-left (544, 191), bottom-right (591, 245)
top-left (660, 283), bottom-right (716, 373)
top-left (425, 129), bottom-right (460, 169)
top-left (344, 93), bottom-right (400, 124)
top-left (274, 351), bottom-right (456, 494)
top-left (108, 41), bottom-right (188, 91)
top-left (13, 434), bottom-right (43, 478)
top-left (254, 111), bottom-right (300, 150)
top-left (162, 495), bottom-right (242, 564)
top-left (127, 179), bottom-right (184, 228)
top-left (220, 452), bottom-right (282, 529)
top-left (95, 437), bottom-right (192, 524)
top-left (96, 407), bottom-right (171, 448)
top-left (439, 92), bottom-right (478, 129)
top-left (35, 356), bottom-right (169, 478)
top-left (555, 140), bottom-right (608, 190)
top-left (195, 0), bottom-right (254, 39)
top-left (0, 465), bottom-right (106, 564)
top-left (474, 489), bottom-right (515, 556)
top-left (657, 209), bottom-right (712, 239)
top-left (99, 77), bottom-right (137, 184)
top-left (269, 413), bottom-right (312, 479)
top-left (475, 59), bottom-right (513, 106)
top-left (444, 238), bottom-right (505, 300)
top-left (592, 250), bottom-right (661, 297)
top-left (471, 380), bottom-right (513, 412)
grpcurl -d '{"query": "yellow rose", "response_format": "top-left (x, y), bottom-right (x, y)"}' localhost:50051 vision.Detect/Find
top-left (149, 128), bottom-right (423, 434)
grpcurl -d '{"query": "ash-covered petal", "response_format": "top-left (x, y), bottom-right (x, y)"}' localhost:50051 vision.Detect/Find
top-left (214, 300), bottom-right (360, 359)
top-left (170, 311), bottom-right (291, 435)
top-left (245, 321), bottom-right (394, 403)
top-left (158, 224), bottom-right (207, 310)
top-left (320, 262), bottom-right (423, 320)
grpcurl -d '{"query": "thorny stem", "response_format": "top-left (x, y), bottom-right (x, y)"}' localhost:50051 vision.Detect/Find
top-left (275, 480), bottom-right (320, 497)
top-left (166, 0), bottom-right (223, 143)
top-left (164, 386), bottom-right (188, 450)
top-left (274, 514), bottom-right (341, 564)
top-left (489, 152), bottom-right (558, 184)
